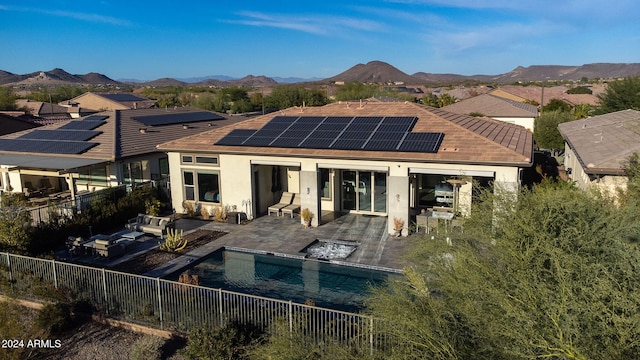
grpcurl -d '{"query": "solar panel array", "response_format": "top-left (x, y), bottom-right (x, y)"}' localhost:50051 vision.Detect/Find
top-left (0, 139), bottom-right (97, 154)
top-left (0, 115), bottom-right (104, 154)
top-left (215, 116), bottom-right (444, 153)
top-left (133, 111), bottom-right (225, 126)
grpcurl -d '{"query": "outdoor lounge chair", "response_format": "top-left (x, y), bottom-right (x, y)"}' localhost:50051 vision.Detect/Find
top-left (40, 178), bottom-right (55, 194)
top-left (280, 194), bottom-right (301, 218)
top-left (267, 192), bottom-right (294, 216)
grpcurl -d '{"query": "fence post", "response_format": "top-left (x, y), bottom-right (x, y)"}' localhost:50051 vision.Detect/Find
top-left (157, 278), bottom-right (163, 330)
top-left (288, 301), bottom-right (293, 334)
top-left (369, 316), bottom-right (374, 356)
top-left (5, 252), bottom-right (12, 285)
top-left (102, 268), bottom-right (108, 315)
top-left (52, 259), bottom-right (58, 289)
top-left (218, 289), bottom-right (223, 327)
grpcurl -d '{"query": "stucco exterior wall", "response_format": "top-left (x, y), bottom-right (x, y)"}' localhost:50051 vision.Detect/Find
top-left (167, 151), bottom-right (523, 235)
top-left (493, 116), bottom-right (535, 132)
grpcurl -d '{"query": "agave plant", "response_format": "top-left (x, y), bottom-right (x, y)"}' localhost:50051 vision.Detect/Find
top-left (159, 228), bottom-right (187, 252)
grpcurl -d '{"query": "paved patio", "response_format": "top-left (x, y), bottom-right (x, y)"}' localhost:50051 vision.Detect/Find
top-left (145, 212), bottom-right (410, 278)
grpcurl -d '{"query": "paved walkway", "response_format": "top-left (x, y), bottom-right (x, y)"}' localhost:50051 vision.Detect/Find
top-left (145, 213), bottom-right (409, 278)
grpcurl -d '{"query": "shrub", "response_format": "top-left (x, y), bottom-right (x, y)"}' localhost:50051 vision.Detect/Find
top-left (181, 323), bottom-right (262, 360)
top-left (183, 201), bottom-right (196, 217)
top-left (129, 334), bottom-right (165, 360)
top-left (200, 206), bottom-right (211, 220)
top-left (36, 302), bottom-right (73, 335)
top-left (213, 205), bottom-right (227, 222)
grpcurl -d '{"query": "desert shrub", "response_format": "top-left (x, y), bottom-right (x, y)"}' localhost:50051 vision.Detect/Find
top-left (129, 334), bottom-right (165, 360)
top-left (213, 205), bottom-right (227, 222)
top-left (183, 201), bottom-right (196, 217)
top-left (200, 206), bottom-right (211, 220)
top-left (181, 322), bottom-right (263, 360)
top-left (36, 302), bottom-right (73, 335)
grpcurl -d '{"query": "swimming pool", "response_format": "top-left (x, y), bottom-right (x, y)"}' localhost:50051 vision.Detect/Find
top-left (166, 248), bottom-right (401, 312)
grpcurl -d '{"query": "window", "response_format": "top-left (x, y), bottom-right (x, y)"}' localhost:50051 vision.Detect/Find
top-left (159, 157), bottom-right (169, 177)
top-left (181, 154), bottom-right (219, 166)
top-left (78, 165), bottom-right (109, 186)
top-left (195, 156), bottom-right (218, 165)
top-left (122, 161), bottom-right (143, 185)
top-left (183, 170), bottom-right (220, 203)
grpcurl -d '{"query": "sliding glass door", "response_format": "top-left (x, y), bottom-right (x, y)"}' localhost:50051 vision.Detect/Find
top-left (341, 170), bottom-right (387, 214)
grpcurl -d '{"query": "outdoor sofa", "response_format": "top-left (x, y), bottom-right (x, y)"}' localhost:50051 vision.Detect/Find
top-left (125, 213), bottom-right (174, 237)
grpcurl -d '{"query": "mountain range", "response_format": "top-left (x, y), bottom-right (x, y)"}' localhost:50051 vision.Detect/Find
top-left (2, 61), bottom-right (640, 88)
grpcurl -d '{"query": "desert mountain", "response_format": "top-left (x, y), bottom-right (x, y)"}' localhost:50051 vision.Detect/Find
top-left (2, 62), bottom-right (640, 88)
top-left (0, 68), bottom-right (119, 86)
top-left (326, 61), bottom-right (419, 84)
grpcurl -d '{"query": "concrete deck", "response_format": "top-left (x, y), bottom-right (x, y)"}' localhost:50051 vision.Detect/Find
top-left (145, 213), bottom-right (409, 278)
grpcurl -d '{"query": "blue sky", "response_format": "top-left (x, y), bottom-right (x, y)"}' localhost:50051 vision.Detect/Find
top-left (1, 0), bottom-right (639, 80)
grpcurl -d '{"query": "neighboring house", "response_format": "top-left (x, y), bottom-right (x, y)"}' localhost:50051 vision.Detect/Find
top-left (558, 109), bottom-right (640, 195)
top-left (491, 85), bottom-right (601, 106)
top-left (0, 107), bottom-right (242, 201)
top-left (442, 93), bottom-right (538, 131)
top-left (0, 113), bottom-right (41, 136)
top-left (59, 92), bottom-right (156, 112)
top-left (157, 101), bottom-right (533, 235)
top-left (15, 99), bottom-right (74, 120)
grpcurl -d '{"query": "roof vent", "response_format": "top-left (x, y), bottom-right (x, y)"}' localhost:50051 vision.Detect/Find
top-left (139, 128), bottom-right (147, 134)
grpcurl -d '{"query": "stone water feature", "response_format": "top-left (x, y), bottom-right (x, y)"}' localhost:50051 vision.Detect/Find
top-left (304, 239), bottom-right (359, 260)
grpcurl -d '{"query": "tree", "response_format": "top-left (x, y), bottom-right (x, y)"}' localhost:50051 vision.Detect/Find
top-left (571, 103), bottom-right (594, 119)
top-left (566, 86), bottom-right (592, 95)
top-left (534, 110), bottom-right (573, 149)
top-left (366, 182), bottom-right (640, 359)
top-left (0, 193), bottom-right (32, 252)
top-left (542, 98), bottom-right (571, 113)
top-left (596, 76), bottom-right (640, 114)
top-left (0, 86), bottom-right (18, 110)
top-left (436, 93), bottom-right (457, 107)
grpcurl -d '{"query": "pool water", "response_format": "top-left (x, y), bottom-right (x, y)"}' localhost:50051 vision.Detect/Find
top-left (167, 248), bottom-right (401, 312)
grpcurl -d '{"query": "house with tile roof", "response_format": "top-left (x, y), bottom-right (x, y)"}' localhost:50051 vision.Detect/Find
top-left (60, 92), bottom-right (156, 112)
top-left (558, 109), bottom-right (640, 194)
top-left (442, 93), bottom-right (538, 131)
top-left (157, 101), bottom-right (534, 235)
top-left (0, 107), bottom-right (242, 201)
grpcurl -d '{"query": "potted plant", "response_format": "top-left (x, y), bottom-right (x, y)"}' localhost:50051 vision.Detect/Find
top-left (301, 208), bottom-right (314, 227)
top-left (393, 217), bottom-right (404, 237)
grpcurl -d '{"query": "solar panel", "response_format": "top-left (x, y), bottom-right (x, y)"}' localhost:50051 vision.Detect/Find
top-left (59, 120), bottom-right (105, 130)
top-left (279, 130), bottom-right (311, 139)
top-left (242, 136), bottom-right (275, 146)
top-left (299, 137), bottom-right (335, 148)
top-left (0, 139), bottom-right (97, 154)
top-left (82, 115), bottom-right (109, 121)
top-left (270, 137), bottom-right (304, 148)
top-left (362, 140), bottom-right (402, 151)
top-left (134, 111), bottom-right (225, 126)
top-left (214, 116), bottom-right (443, 153)
top-left (397, 133), bottom-right (444, 153)
top-left (332, 139), bottom-right (367, 150)
top-left (19, 130), bottom-right (101, 142)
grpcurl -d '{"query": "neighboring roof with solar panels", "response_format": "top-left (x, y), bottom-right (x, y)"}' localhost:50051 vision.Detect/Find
top-left (158, 101), bottom-right (534, 166)
top-left (0, 106), bottom-right (244, 170)
top-left (133, 111), bottom-right (225, 126)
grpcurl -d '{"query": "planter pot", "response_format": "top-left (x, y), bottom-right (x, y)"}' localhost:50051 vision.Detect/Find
top-left (304, 220), bottom-right (312, 227)
top-left (394, 229), bottom-right (402, 237)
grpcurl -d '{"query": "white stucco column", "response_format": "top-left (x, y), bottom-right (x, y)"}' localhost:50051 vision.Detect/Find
top-left (300, 170), bottom-right (320, 227)
top-left (387, 175), bottom-right (409, 236)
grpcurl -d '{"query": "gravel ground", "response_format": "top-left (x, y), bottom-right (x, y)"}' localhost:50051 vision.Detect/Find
top-left (39, 321), bottom-right (186, 360)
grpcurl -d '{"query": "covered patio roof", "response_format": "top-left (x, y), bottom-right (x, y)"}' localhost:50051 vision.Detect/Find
top-left (0, 154), bottom-right (106, 172)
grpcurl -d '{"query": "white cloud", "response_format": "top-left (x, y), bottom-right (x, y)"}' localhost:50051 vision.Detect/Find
top-left (3, 6), bottom-right (132, 26)
top-left (226, 11), bottom-right (386, 36)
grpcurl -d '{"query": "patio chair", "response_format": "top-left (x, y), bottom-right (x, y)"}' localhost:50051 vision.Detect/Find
top-left (267, 192), bottom-right (294, 216)
top-left (281, 194), bottom-right (301, 218)
top-left (40, 178), bottom-right (55, 194)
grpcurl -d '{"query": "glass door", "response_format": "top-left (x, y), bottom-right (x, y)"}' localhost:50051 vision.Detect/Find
top-left (341, 170), bottom-right (387, 214)
top-left (342, 171), bottom-right (356, 210)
